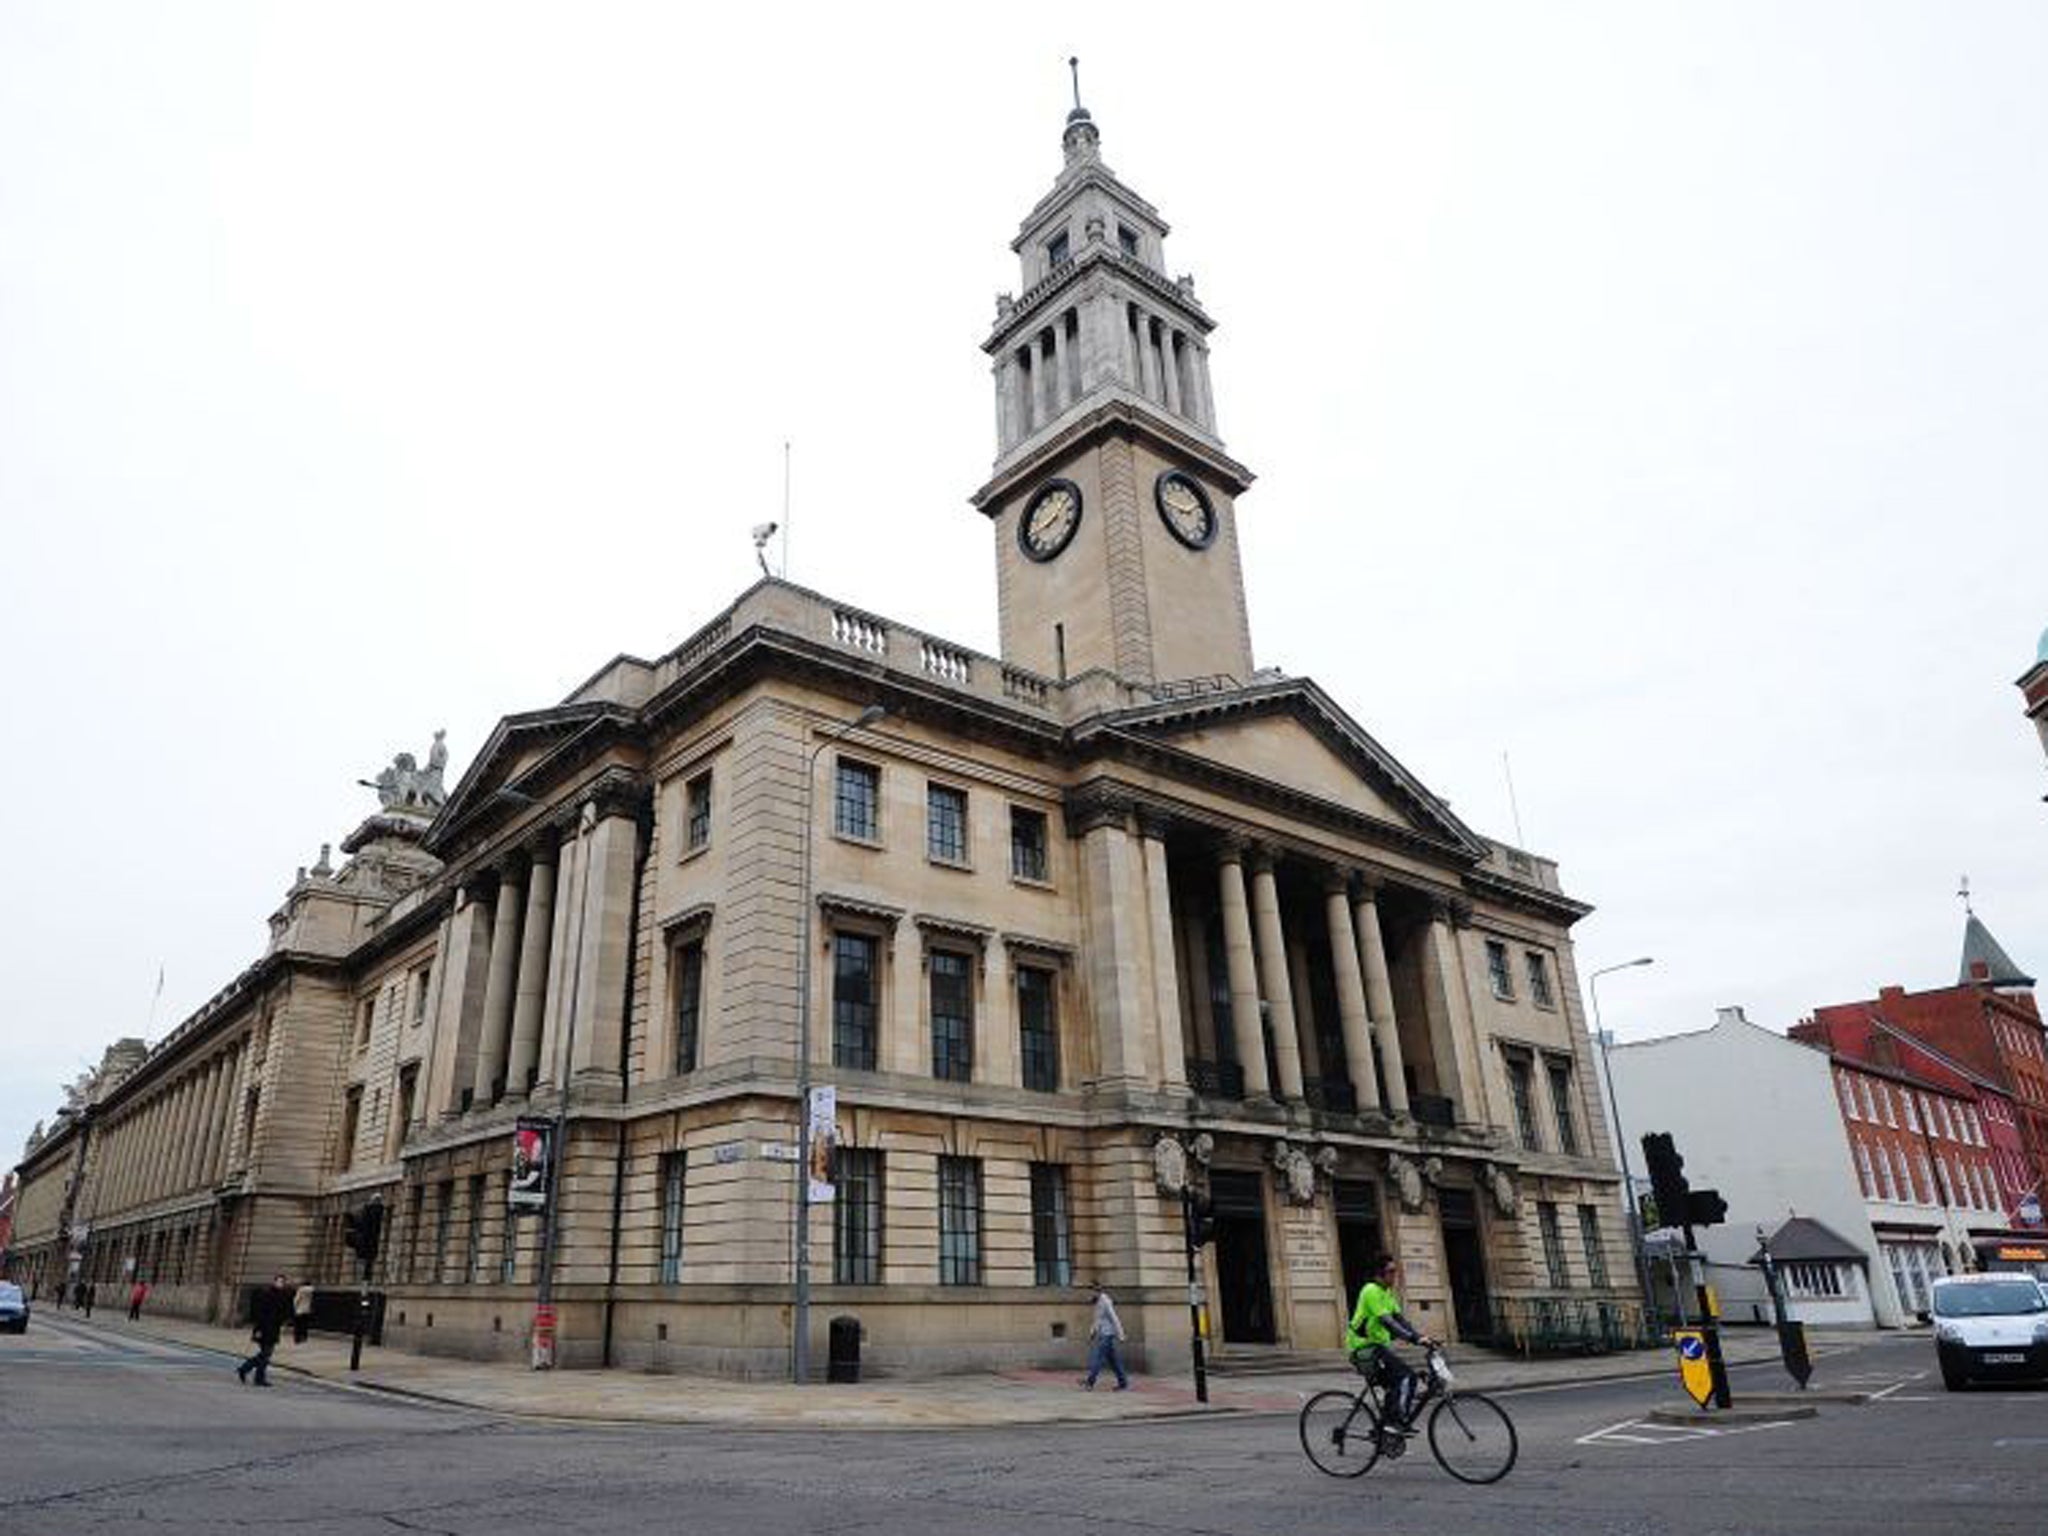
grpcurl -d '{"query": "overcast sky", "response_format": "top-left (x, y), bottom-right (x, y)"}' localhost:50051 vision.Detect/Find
top-left (4, 2), bottom-right (2046, 1167)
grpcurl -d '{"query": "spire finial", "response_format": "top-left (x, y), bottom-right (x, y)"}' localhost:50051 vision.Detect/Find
top-left (1958, 874), bottom-right (1974, 916)
top-left (1069, 56), bottom-right (1083, 114)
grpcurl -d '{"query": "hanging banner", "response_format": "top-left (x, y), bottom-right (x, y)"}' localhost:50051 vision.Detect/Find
top-left (807, 1086), bottom-right (837, 1204)
top-left (510, 1118), bottom-right (552, 1212)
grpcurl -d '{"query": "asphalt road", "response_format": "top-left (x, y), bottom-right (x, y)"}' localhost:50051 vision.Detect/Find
top-left (3, 1315), bottom-right (2042, 1534)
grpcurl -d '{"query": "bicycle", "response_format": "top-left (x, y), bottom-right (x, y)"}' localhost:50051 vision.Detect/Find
top-left (1298, 1344), bottom-right (1518, 1484)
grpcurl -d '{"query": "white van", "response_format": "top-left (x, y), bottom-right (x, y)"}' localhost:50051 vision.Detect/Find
top-left (1929, 1273), bottom-right (2048, 1390)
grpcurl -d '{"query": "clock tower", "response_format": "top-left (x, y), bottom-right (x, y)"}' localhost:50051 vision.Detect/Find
top-left (972, 93), bottom-right (1256, 688)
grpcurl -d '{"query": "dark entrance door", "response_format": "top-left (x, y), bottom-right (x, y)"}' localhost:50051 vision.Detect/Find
top-left (1334, 1178), bottom-right (1384, 1312)
top-left (1210, 1170), bottom-right (1276, 1344)
top-left (1438, 1188), bottom-right (1495, 1343)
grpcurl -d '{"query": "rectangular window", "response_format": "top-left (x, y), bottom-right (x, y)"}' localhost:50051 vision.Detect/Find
top-left (659, 1152), bottom-right (686, 1284)
top-left (673, 939), bottom-right (705, 1074)
top-left (404, 1185), bottom-right (424, 1283)
top-left (1838, 1075), bottom-right (1858, 1121)
top-left (833, 1147), bottom-right (883, 1285)
top-left (1856, 1141), bottom-right (1875, 1196)
top-left (412, 965), bottom-right (432, 1026)
top-left (1577, 1206), bottom-right (1609, 1288)
top-left (356, 998), bottom-right (375, 1050)
top-left (834, 759), bottom-right (881, 842)
top-left (1546, 1058), bottom-right (1579, 1154)
top-left (465, 1174), bottom-right (487, 1282)
top-left (1901, 1092), bottom-right (1920, 1132)
top-left (927, 783), bottom-right (969, 864)
top-left (685, 770), bottom-right (712, 852)
top-left (1009, 806), bottom-right (1049, 882)
top-left (1485, 940), bottom-right (1515, 1001)
top-left (938, 1156), bottom-right (983, 1286)
top-left (1046, 230), bottom-right (1070, 267)
top-left (338, 1086), bottom-right (363, 1172)
top-left (930, 950), bottom-right (974, 1082)
top-left (1506, 1051), bottom-right (1540, 1150)
top-left (433, 1180), bottom-right (454, 1284)
top-left (832, 933), bottom-right (879, 1071)
top-left (500, 1176), bottom-right (519, 1283)
top-left (394, 1064), bottom-right (418, 1151)
top-left (1537, 1202), bottom-right (1571, 1288)
top-left (1881, 1085), bottom-right (1897, 1127)
top-left (1018, 966), bottom-right (1060, 1092)
top-left (1524, 952), bottom-right (1556, 1008)
top-left (1030, 1163), bottom-right (1073, 1287)
top-left (1117, 224), bottom-right (1140, 257)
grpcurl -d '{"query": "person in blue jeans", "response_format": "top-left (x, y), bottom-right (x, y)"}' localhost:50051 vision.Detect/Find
top-left (1079, 1281), bottom-right (1130, 1390)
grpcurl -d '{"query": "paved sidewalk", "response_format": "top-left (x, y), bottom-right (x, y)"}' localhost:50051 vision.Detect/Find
top-left (43, 1308), bottom-right (1820, 1430)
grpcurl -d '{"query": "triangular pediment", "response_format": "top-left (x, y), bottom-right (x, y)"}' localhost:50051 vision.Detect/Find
top-left (1095, 680), bottom-right (1482, 856)
top-left (429, 702), bottom-right (626, 850)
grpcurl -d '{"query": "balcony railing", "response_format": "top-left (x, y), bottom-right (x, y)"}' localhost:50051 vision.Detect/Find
top-left (1302, 1077), bottom-right (1358, 1114)
top-left (1483, 1295), bottom-right (1664, 1357)
top-left (1411, 1093), bottom-right (1456, 1129)
top-left (1187, 1058), bottom-right (1245, 1100)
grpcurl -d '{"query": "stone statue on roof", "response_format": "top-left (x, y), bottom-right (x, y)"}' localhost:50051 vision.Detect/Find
top-left (372, 731), bottom-right (449, 814)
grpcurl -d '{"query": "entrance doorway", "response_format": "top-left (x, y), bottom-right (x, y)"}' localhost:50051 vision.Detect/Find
top-left (1210, 1170), bottom-right (1276, 1344)
top-left (1438, 1187), bottom-right (1496, 1343)
top-left (1334, 1179), bottom-right (1384, 1309)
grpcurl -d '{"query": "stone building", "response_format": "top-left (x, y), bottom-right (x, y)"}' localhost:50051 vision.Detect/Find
top-left (10, 97), bottom-right (1637, 1373)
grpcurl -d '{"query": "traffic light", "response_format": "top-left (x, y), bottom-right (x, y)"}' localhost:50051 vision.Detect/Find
top-left (1185, 1190), bottom-right (1218, 1249)
top-left (1685, 1187), bottom-right (1729, 1228)
top-left (1641, 1132), bottom-right (1691, 1233)
top-left (341, 1200), bottom-right (384, 1270)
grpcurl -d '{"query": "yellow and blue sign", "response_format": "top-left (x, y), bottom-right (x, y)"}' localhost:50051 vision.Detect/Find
top-left (1673, 1328), bottom-right (1714, 1408)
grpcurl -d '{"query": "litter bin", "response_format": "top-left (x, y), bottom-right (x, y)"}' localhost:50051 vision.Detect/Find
top-left (828, 1315), bottom-right (862, 1384)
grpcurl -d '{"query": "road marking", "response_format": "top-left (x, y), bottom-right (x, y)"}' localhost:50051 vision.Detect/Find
top-left (1867, 1381), bottom-right (1909, 1401)
top-left (1576, 1416), bottom-right (1804, 1448)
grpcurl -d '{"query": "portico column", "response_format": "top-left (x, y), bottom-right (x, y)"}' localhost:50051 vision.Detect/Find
top-left (175, 1073), bottom-right (203, 1192)
top-left (1051, 316), bottom-right (1070, 413)
top-left (1353, 879), bottom-right (1410, 1116)
top-left (1247, 848), bottom-right (1305, 1102)
top-left (1137, 812), bottom-right (1187, 1089)
top-left (1036, 330), bottom-right (1056, 427)
top-left (1162, 330), bottom-right (1184, 416)
top-left (1421, 900), bottom-right (1482, 1121)
top-left (1324, 874), bottom-right (1383, 1114)
top-left (506, 843), bottom-right (558, 1097)
top-left (1136, 312), bottom-right (1159, 401)
top-left (197, 1057), bottom-right (227, 1188)
top-left (473, 863), bottom-right (527, 1107)
top-left (1214, 841), bottom-right (1272, 1101)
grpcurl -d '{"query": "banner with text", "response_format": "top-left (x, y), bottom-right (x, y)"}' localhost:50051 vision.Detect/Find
top-left (510, 1118), bottom-right (553, 1212)
top-left (807, 1086), bottom-right (837, 1203)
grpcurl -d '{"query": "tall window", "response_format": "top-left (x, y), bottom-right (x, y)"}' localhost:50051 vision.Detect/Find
top-left (356, 998), bottom-right (375, 1051)
top-left (938, 1156), bottom-right (983, 1286)
top-left (403, 1185), bottom-right (424, 1283)
top-left (465, 1175), bottom-right (487, 1281)
top-left (500, 1176), bottom-right (519, 1283)
top-left (1506, 1051), bottom-right (1540, 1150)
top-left (1545, 1058), bottom-right (1579, 1154)
top-left (1537, 1202), bottom-right (1570, 1288)
top-left (1577, 1205), bottom-right (1609, 1287)
top-left (1030, 1163), bottom-right (1072, 1287)
top-left (433, 1180), bottom-right (454, 1284)
top-left (1010, 807), bottom-right (1048, 882)
top-left (659, 1152), bottom-right (686, 1283)
top-left (1901, 1092), bottom-right (1920, 1132)
top-left (685, 770), bottom-right (713, 852)
top-left (412, 964), bottom-right (432, 1026)
top-left (930, 950), bottom-right (974, 1082)
top-left (672, 939), bottom-right (705, 1074)
top-left (927, 784), bottom-right (969, 864)
top-left (1117, 224), bottom-right (1140, 258)
top-left (1485, 940), bottom-right (1515, 1000)
top-left (393, 1065), bottom-right (418, 1156)
top-left (833, 933), bottom-right (879, 1071)
top-left (834, 759), bottom-right (881, 842)
top-left (834, 1147), bottom-right (883, 1285)
top-left (1018, 966), bottom-right (1060, 1092)
top-left (338, 1086), bottom-right (363, 1171)
top-left (1524, 952), bottom-right (1556, 1008)
top-left (1046, 230), bottom-right (1070, 267)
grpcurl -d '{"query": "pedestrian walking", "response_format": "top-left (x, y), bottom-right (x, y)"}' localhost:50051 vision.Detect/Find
top-left (237, 1274), bottom-right (292, 1387)
top-left (81, 1281), bottom-right (96, 1317)
top-left (1079, 1280), bottom-right (1131, 1391)
top-left (292, 1279), bottom-right (315, 1345)
top-left (128, 1280), bottom-right (150, 1321)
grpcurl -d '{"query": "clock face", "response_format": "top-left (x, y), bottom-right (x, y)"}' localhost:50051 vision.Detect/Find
top-left (1018, 478), bottom-right (1083, 562)
top-left (1154, 470), bottom-right (1218, 549)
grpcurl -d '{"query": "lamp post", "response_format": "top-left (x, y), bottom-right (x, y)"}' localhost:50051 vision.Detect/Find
top-left (1590, 957), bottom-right (1655, 1315)
top-left (793, 703), bottom-right (886, 1385)
top-left (532, 796), bottom-right (594, 1370)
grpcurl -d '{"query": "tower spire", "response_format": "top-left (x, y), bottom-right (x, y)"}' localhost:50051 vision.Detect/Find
top-left (1069, 55), bottom-right (1084, 116)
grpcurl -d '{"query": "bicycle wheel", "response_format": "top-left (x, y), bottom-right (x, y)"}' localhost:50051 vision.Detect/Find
top-left (1299, 1390), bottom-right (1382, 1477)
top-left (1426, 1391), bottom-right (1517, 1484)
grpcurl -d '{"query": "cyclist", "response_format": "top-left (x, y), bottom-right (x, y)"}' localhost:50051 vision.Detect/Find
top-left (1345, 1253), bottom-right (1436, 1431)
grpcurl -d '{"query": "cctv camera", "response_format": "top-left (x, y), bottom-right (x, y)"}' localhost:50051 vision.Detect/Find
top-left (751, 522), bottom-right (778, 543)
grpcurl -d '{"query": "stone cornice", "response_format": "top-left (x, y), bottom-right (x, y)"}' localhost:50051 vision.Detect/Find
top-left (972, 394), bottom-right (1254, 511)
top-left (984, 247), bottom-right (1211, 355)
top-left (1462, 868), bottom-right (1594, 929)
top-left (1063, 781), bottom-right (1136, 836)
top-left (816, 893), bottom-right (905, 929)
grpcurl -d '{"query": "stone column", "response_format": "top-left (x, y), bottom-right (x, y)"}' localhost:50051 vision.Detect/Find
top-left (1135, 311), bottom-right (1158, 401)
top-left (1247, 848), bottom-right (1305, 1102)
top-left (507, 843), bottom-right (558, 1097)
top-left (221, 1042), bottom-right (255, 1174)
top-left (1036, 330), bottom-right (1056, 428)
top-left (1078, 797), bottom-right (1153, 1085)
top-left (1051, 313), bottom-right (1071, 414)
top-left (1324, 875), bottom-right (1383, 1113)
top-left (1420, 901), bottom-right (1478, 1119)
top-left (432, 883), bottom-right (497, 1114)
top-left (1192, 341), bottom-right (1216, 429)
top-left (473, 863), bottom-right (527, 1107)
top-left (1138, 812), bottom-right (1187, 1089)
top-left (197, 1056), bottom-right (228, 1187)
top-left (174, 1072), bottom-right (202, 1193)
top-left (1215, 841), bottom-right (1271, 1101)
top-left (1162, 330), bottom-right (1184, 416)
top-left (568, 799), bottom-right (643, 1090)
top-left (1352, 880), bottom-right (1410, 1116)
top-left (982, 934), bottom-right (1017, 1088)
top-left (148, 1093), bottom-right (172, 1200)
top-left (1182, 908), bottom-right (1218, 1062)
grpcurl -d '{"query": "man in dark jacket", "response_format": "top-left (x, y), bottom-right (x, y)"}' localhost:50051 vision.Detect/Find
top-left (237, 1274), bottom-right (292, 1387)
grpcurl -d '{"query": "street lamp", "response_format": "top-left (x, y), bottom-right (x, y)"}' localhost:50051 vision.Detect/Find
top-left (532, 796), bottom-right (593, 1370)
top-left (1589, 957), bottom-right (1654, 1313)
top-left (793, 703), bottom-right (886, 1384)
